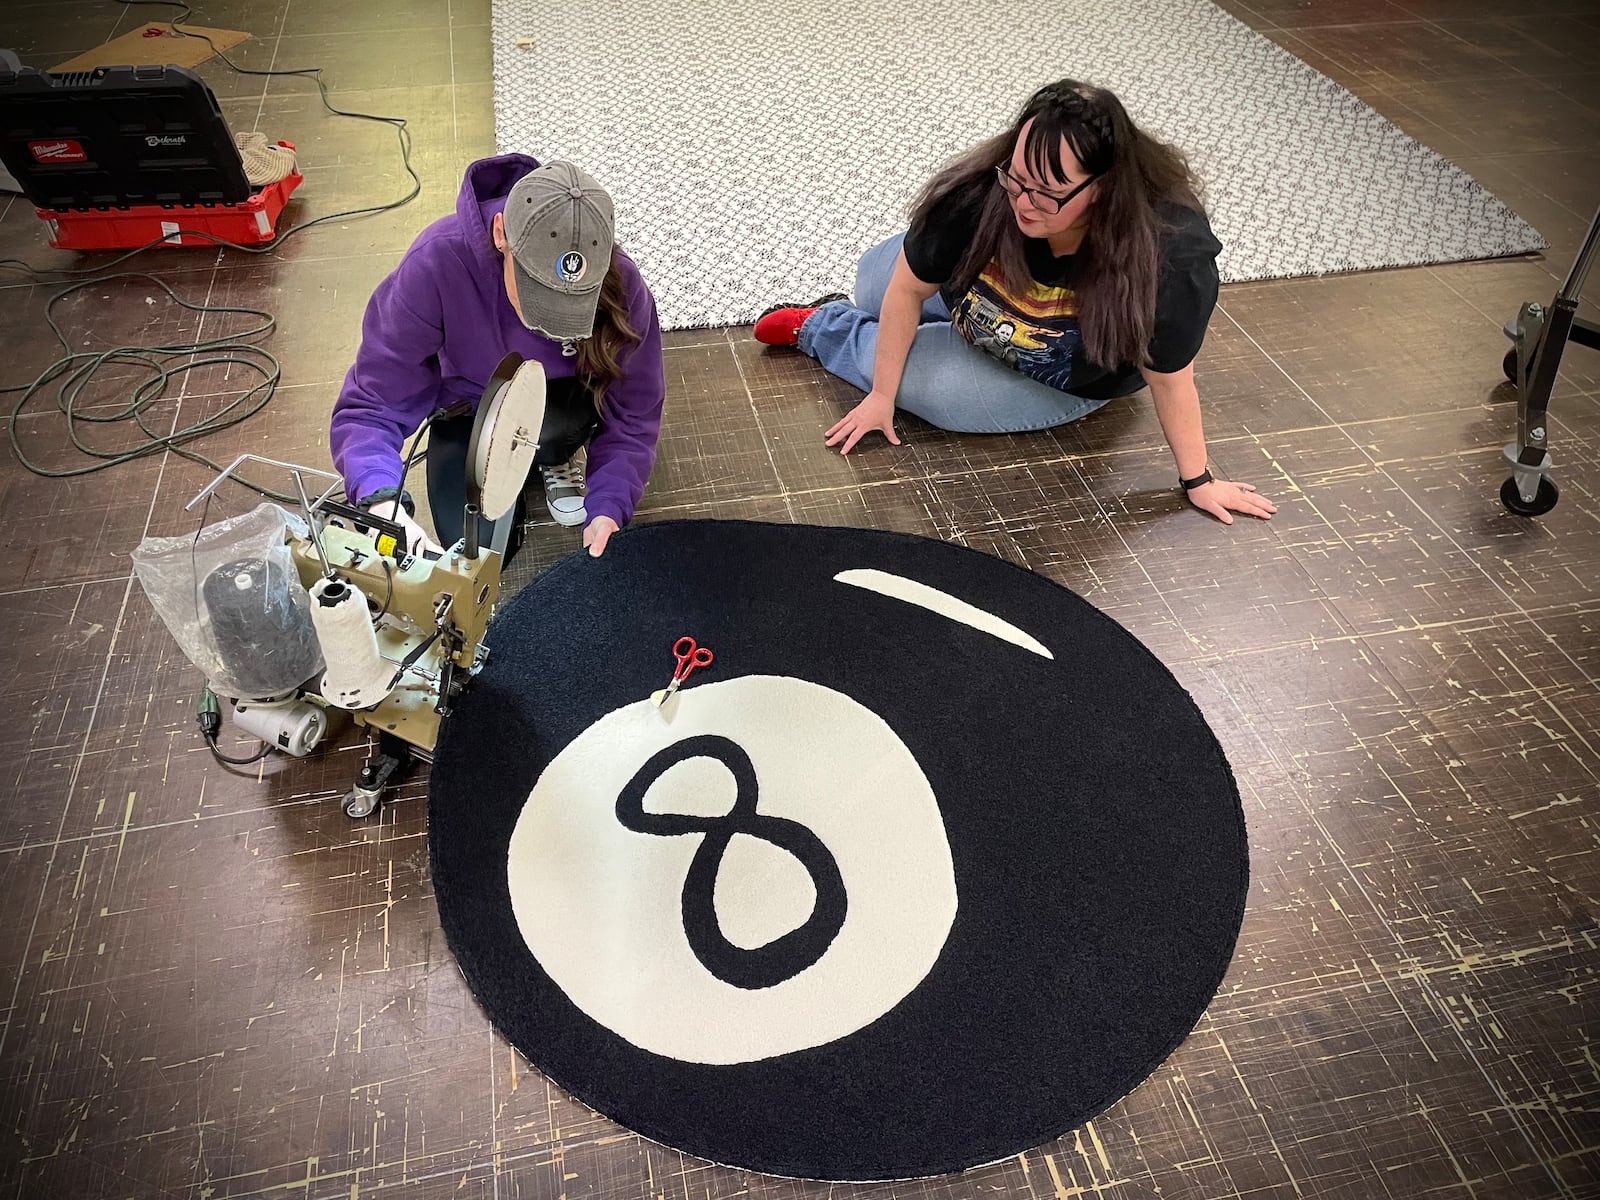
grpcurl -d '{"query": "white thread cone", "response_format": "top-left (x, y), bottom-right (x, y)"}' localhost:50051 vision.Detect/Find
top-left (310, 577), bottom-right (394, 710)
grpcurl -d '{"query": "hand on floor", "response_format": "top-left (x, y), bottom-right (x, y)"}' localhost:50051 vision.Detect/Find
top-left (584, 515), bottom-right (619, 557)
top-left (1187, 478), bottom-right (1276, 524)
top-left (825, 392), bottom-right (901, 455)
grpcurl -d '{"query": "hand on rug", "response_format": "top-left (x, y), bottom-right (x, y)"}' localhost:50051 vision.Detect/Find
top-left (584, 514), bottom-right (619, 556)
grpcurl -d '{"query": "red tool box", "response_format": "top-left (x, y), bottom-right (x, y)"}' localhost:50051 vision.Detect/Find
top-left (37, 159), bottom-right (302, 250)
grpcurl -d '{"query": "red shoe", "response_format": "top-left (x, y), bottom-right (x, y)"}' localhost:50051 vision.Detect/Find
top-left (753, 293), bottom-right (849, 346)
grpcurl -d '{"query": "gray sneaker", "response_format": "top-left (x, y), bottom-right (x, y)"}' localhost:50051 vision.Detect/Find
top-left (540, 456), bottom-right (587, 526)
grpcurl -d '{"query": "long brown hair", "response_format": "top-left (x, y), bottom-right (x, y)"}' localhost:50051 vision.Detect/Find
top-left (575, 249), bottom-right (641, 411)
top-left (498, 230), bottom-right (641, 412)
top-left (911, 80), bottom-right (1202, 369)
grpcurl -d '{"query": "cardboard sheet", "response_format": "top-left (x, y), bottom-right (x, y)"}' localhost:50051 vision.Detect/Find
top-left (50, 24), bottom-right (248, 73)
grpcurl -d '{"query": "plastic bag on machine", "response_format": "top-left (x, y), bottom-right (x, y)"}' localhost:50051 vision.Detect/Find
top-left (131, 502), bottom-right (324, 700)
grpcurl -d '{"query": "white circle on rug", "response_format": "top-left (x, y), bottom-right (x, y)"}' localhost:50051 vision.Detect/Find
top-left (506, 674), bottom-right (958, 1064)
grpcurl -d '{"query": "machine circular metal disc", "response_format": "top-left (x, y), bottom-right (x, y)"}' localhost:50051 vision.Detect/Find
top-left (467, 354), bottom-right (547, 522)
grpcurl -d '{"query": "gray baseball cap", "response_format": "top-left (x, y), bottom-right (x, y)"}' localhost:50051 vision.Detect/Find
top-left (502, 161), bottom-right (615, 340)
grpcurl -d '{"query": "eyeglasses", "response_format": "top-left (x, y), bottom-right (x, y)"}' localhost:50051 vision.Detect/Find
top-left (994, 165), bottom-right (1098, 215)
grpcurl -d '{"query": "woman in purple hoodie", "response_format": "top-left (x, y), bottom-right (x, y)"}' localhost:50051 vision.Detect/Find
top-left (331, 155), bottom-right (666, 558)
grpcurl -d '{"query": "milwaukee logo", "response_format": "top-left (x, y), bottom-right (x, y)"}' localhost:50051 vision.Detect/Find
top-left (29, 139), bottom-right (87, 163)
top-left (145, 135), bottom-right (188, 147)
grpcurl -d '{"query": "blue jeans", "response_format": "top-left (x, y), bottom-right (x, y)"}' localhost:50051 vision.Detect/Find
top-left (797, 233), bottom-right (1142, 433)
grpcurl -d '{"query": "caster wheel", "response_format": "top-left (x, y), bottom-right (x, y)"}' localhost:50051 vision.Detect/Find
top-left (1503, 336), bottom-right (1545, 385)
top-left (1501, 476), bottom-right (1558, 517)
top-left (343, 788), bottom-right (380, 819)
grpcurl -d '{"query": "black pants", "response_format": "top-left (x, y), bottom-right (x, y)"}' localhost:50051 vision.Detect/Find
top-left (425, 379), bottom-right (600, 549)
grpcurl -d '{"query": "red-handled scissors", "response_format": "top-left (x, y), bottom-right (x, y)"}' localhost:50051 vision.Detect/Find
top-left (659, 635), bottom-right (713, 706)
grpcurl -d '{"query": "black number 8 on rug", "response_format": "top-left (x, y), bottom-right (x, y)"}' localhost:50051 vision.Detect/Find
top-left (428, 520), bottom-right (1249, 1181)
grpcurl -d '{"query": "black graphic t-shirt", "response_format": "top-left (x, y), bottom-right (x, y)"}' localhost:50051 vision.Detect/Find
top-left (902, 188), bottom-right (1223, 400)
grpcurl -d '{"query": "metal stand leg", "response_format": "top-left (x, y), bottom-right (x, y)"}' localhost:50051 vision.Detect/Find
top-left (1501, 203), bottom-right (1600, 517)
top-left (488, 498), bottom-right (518, 560)
top-left (343, 730), bottom-right (413, 819)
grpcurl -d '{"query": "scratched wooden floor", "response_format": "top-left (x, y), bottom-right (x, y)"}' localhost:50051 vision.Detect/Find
top-left (2, 0), bottom-right (1598, 1196)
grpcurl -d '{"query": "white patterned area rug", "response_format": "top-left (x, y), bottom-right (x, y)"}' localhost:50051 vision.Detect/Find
top-left (491, 0), bottom-right (1545, 330)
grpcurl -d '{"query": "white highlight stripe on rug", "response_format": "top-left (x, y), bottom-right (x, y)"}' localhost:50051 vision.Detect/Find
top-left (491, 0), bottom-right (1544, 330)
top-left (835, 569), bottom-right (1053, 659)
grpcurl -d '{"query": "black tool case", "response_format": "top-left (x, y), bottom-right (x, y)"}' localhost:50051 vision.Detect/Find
top-left (0, 52), bottom-right (251, 209)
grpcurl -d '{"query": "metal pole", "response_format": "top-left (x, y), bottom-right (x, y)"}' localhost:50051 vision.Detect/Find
top-left (184, 453), bottom-right (341, 512)
top-left (1556, 204), bottom-right (1600, 304)
top-left (293, 470), bottom-right (336, 580)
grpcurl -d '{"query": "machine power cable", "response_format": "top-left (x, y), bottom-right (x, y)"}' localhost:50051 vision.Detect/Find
top-left (195, 686), bottom-right (273, 767)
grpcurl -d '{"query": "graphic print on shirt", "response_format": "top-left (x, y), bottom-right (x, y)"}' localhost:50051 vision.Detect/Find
top-left (950, 261), bottom-right (1081, 392)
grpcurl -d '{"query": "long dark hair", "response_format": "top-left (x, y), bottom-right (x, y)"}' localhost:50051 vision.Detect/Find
top-left (911, 80), bottom-right (1203, 369)
top-left (575, 249), bottom-right (641, 412)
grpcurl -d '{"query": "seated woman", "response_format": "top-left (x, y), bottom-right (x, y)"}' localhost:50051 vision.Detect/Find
top-left (332, 155), bottom-right (666, 557)
top-left (755, 79), bottom-right (1274, 525)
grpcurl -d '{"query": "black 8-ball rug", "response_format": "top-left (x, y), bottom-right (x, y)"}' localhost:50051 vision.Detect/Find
top-left (429, 520), bottom-right (1249, 1180)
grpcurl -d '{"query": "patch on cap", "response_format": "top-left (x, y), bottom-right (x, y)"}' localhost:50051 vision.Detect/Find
top-left (555, 251), bottom-right (588, 284)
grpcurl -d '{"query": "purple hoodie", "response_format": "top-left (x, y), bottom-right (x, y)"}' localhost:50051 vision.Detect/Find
top-left (330, 154), bottom-right (666, 529)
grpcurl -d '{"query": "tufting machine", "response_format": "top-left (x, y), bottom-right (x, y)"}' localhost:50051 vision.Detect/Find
top-left (136, 354), bottom-right (549, 817)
